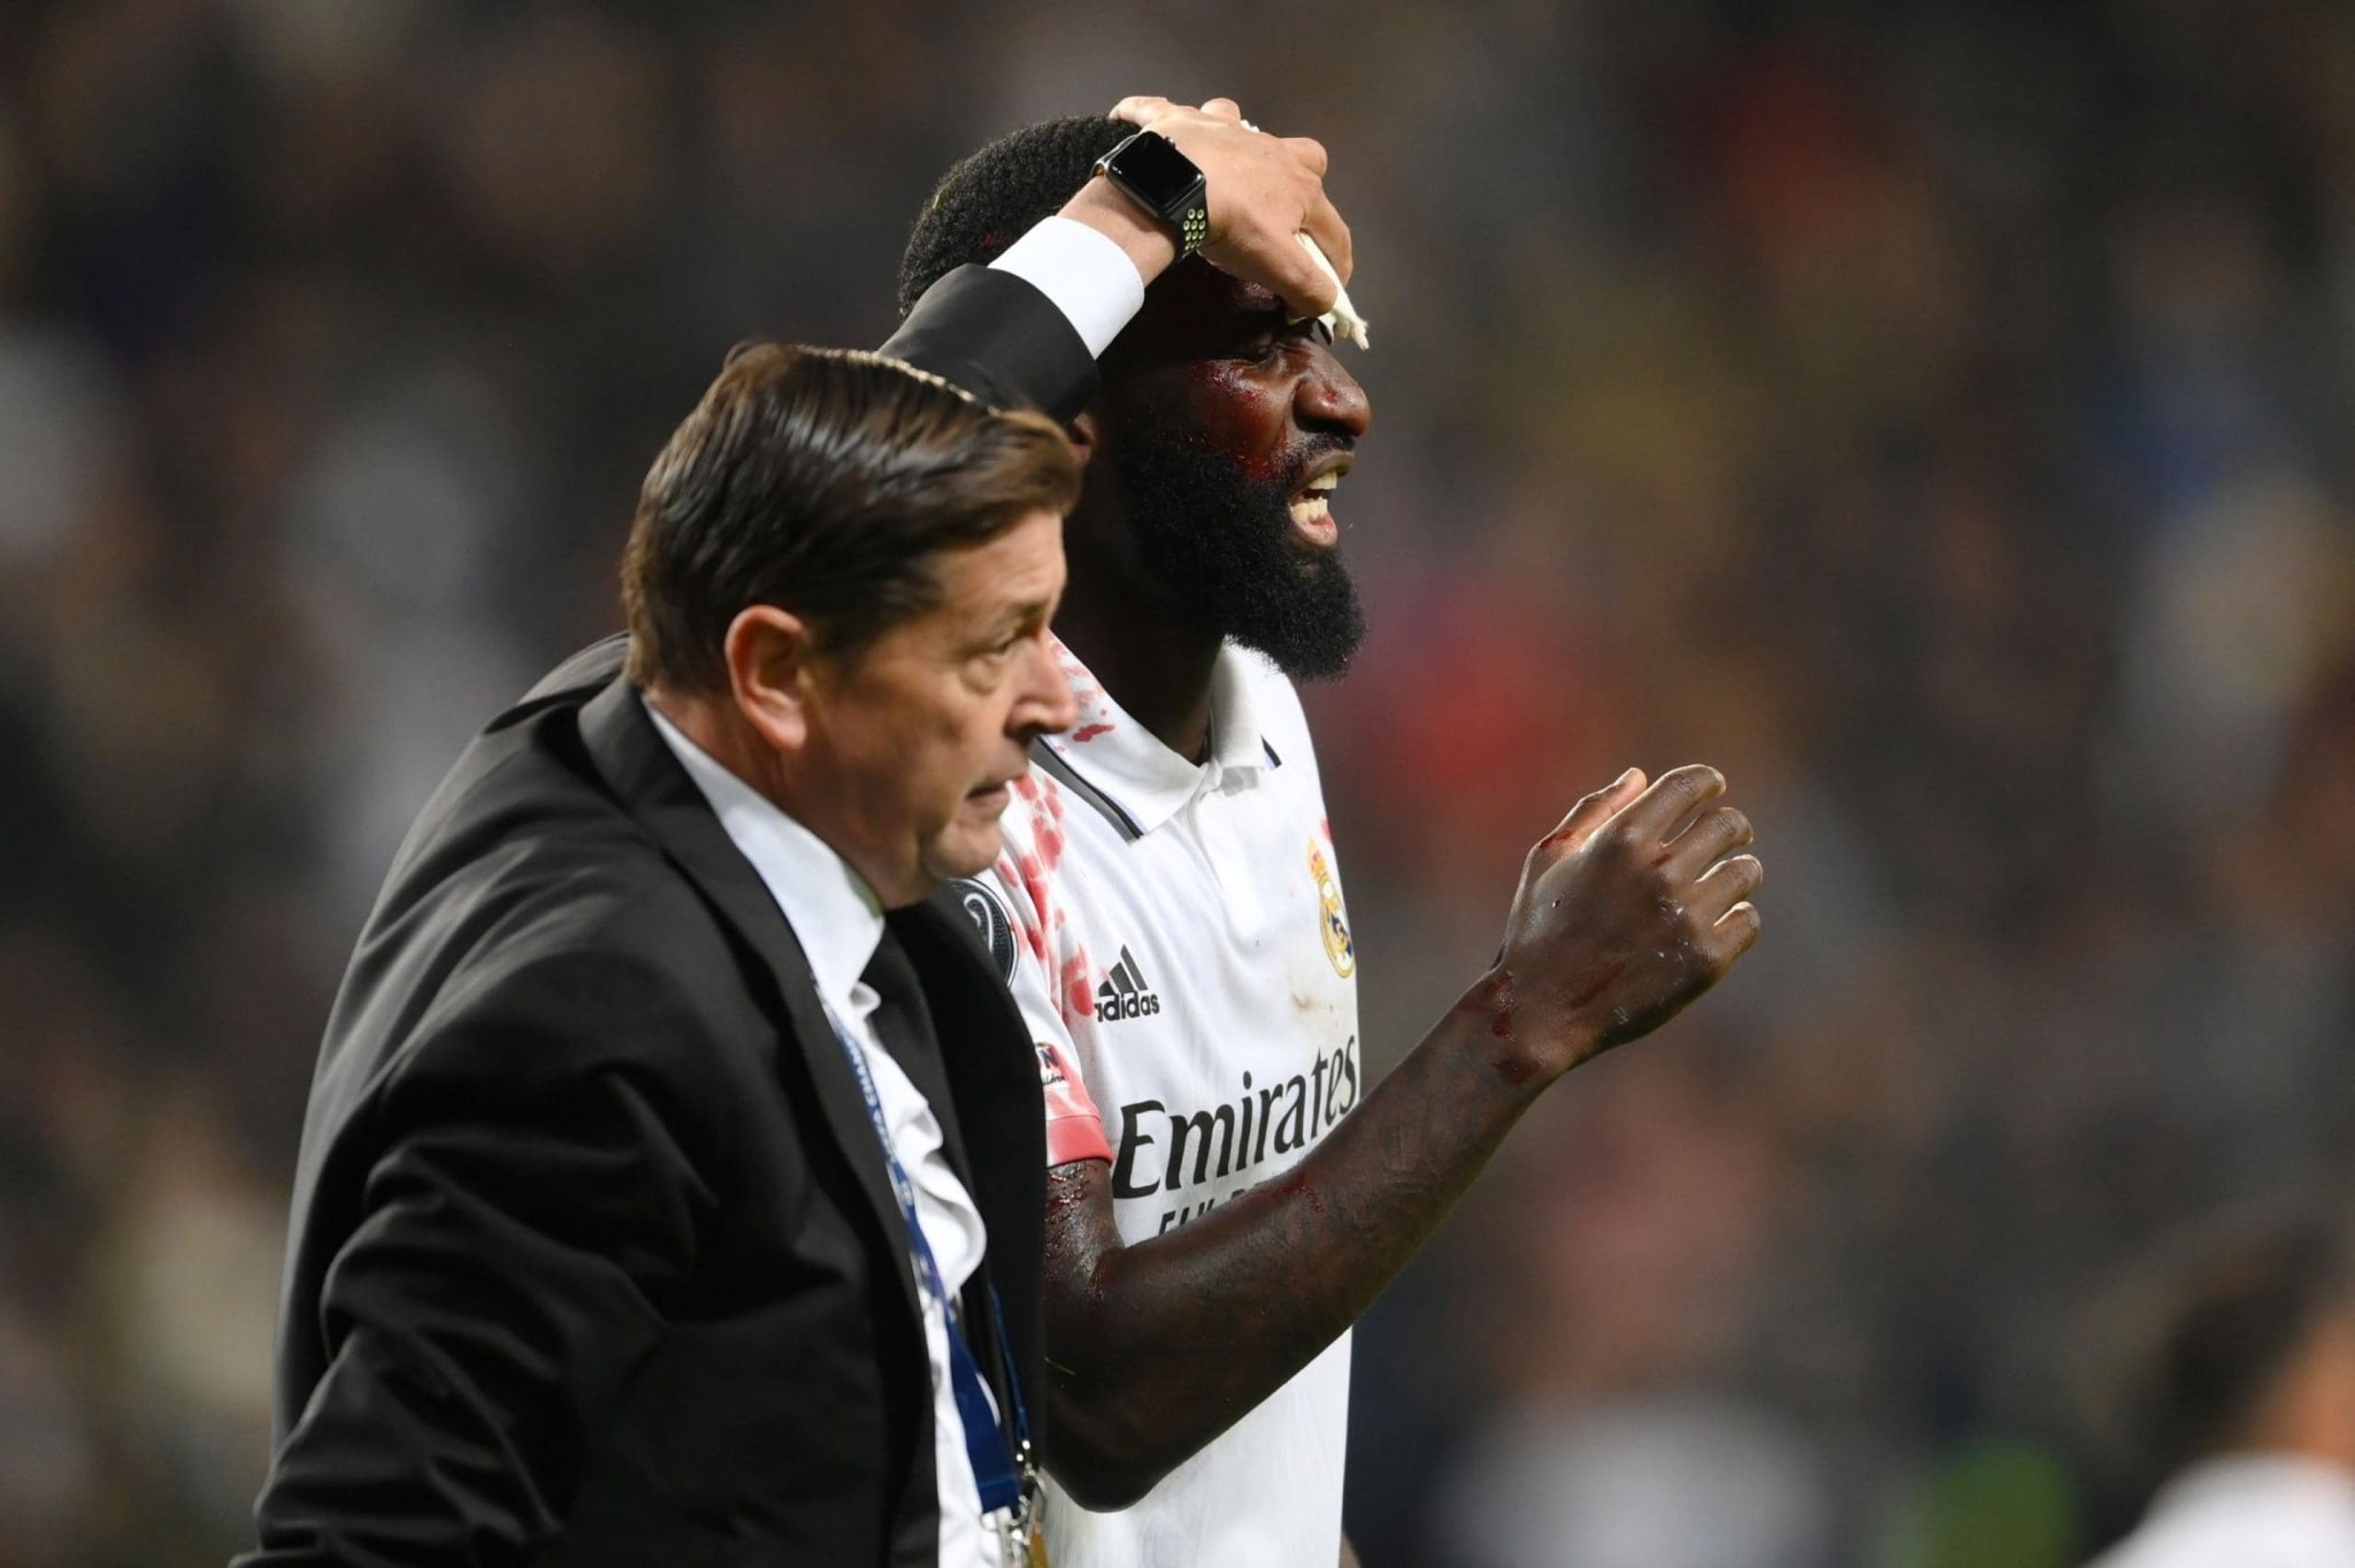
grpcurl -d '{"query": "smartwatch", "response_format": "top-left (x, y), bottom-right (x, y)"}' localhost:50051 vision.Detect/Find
top-left (1093, 130), bottom-right (1211, 258)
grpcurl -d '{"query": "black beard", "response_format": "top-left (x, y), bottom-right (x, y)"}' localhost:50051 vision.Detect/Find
top-left (1109, 431), bottom-right (1366, 681)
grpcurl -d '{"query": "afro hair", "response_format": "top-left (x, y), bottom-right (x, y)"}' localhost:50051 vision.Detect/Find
top-left (896, 116), bottom-right (1135, 318)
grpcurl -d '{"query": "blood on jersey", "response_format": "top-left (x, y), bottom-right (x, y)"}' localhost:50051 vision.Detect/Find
top-left (1036, 1041), bottom-right (1074, 1091)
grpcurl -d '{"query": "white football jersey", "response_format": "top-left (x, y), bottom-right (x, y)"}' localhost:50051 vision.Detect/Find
top-left (955, 636), bottom-right (1361, 1568)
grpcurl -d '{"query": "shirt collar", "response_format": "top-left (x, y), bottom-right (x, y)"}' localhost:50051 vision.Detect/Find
top-left (1038, 634), bottom-right (1275, 835)
top-left (643, 696), bottom-right (884, 1019)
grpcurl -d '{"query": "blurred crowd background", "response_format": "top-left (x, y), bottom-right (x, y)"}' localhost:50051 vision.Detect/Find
top-left (4, 1), bottom-right (2354, 1563)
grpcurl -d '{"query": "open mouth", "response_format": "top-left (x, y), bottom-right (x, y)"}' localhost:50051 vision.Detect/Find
top-left (1288, 464), bottom-right (1347, 544)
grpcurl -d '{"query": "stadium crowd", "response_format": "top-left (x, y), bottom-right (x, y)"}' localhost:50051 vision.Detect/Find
top-left (3, 1), bottom-right (2353, 1562)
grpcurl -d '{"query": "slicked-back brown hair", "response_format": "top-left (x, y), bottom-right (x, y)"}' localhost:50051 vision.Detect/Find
top-left (623, 344), bottom-right (1080, 692)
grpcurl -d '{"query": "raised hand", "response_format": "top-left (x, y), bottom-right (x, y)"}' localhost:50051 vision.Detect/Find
top-left (1058, 94), bottom-right (1350, 321)
top-left (1493, 765), bottom-right (1763, 1077)
top-left (1030, 764), bottom-right (1763, 1505)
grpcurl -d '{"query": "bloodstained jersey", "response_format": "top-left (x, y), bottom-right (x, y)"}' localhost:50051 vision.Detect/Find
top-left (955, 636), bottom-right (1359, 1568)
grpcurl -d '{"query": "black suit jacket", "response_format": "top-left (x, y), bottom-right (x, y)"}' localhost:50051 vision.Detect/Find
top-left (242, 267), bottom-right (1095, 1566)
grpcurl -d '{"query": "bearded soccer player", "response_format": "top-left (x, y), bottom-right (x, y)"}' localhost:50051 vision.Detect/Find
top-left (900, 100), bottom-right (1768, 1566)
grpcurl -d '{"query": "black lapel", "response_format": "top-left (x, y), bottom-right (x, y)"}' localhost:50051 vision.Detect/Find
top-left (572, 667), bottom-right (921, 1324)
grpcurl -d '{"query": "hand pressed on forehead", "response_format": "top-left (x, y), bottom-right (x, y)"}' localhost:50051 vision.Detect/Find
top-left (1107, 96), bottom-right (1347, 275)
top-left (1095, 94), bottom-right (1352, 320)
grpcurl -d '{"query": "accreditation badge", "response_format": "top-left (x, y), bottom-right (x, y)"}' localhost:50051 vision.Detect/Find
top-left (995, 1447), bottom-right (1049, 1567)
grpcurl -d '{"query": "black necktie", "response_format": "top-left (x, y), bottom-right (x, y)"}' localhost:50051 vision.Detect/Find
top-left (859, 931), bottom-right (934, 1077)
top-left (858, 930), bottom-right (1017, 1411)
top-left (857, 928), bottom-right (975, 1198)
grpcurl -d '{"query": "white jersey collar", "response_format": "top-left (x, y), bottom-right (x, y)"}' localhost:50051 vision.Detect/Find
top-left (1037, 634), bottom-right (1277, 836)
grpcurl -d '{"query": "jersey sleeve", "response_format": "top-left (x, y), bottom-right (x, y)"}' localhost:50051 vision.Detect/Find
top-left (961, 798), bottom-right (1111, 1167)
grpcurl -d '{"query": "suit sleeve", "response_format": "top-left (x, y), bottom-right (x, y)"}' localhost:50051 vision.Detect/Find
top-left (879, 264), bottom-right (1099, 424)
top-left (240, 953), bottom-right (725, 1567)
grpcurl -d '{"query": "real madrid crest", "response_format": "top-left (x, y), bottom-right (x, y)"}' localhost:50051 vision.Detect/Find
top-left (1307, 841), bottom-right (1355, 978)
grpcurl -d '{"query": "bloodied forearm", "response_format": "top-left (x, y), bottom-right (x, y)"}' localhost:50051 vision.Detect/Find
top-left (1039, 971), bottom-right (1550, 1508)
top-left (1037, 765), bottom-right (1764, 1509)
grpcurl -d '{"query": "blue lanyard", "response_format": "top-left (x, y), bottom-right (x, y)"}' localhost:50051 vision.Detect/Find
top-left (825, 1001), bottom-right (1031, 1516)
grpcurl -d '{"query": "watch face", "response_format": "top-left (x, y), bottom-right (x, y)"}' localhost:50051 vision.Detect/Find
top-left (1110, 131), bottom-right (1204, 212)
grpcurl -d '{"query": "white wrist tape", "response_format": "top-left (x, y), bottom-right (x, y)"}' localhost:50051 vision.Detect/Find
top-left (1296, 234), bottom-right (1370, 349)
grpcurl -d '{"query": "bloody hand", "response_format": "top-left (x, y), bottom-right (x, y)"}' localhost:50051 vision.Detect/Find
top-left (1493, 764), bottom-right (1763, 1077)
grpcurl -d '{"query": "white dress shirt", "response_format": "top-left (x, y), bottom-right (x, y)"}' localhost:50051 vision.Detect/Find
top-left (646, 700), bottom-right (1003, 1567)
top-left (2087, 1454), bottom-right (2355, 1568)
top-left (988, 215), bottom-right (1148, 358)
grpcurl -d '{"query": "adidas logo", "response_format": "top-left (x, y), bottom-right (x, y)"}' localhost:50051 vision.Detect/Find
top-left (1094, 946), bottom-right (1162, 1022)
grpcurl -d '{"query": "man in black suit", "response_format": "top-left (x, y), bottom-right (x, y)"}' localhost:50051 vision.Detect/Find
top-left (238, 102), bottom-right (1350, 1567)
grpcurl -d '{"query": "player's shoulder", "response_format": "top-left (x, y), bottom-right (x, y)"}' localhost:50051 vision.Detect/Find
top-left (992, 769), bottom-right (1060, 858)
top-left (966, 775), bottom-right (1067, 967)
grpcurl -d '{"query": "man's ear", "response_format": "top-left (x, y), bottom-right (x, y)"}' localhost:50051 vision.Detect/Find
top-left (1066, 406), bottom-right (1099, 469)
top-left (725, 604), bottom-right (816, 755)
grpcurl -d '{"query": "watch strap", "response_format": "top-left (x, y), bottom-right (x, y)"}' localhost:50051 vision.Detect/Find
top-left (1093, 130), bottom-right (1211, 259)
